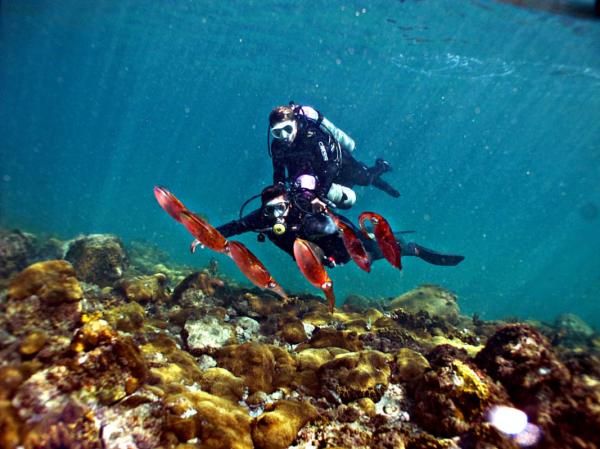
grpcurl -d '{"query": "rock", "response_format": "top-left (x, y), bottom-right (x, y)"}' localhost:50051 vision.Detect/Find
top-left (0, 366), bottom-right (24, 400)
top-left (4, 261), bottom-right (83, 338)
top-left (411, 354), bottom-right (509, 436)
top-left (115, 273), bottom-right (168, 303)
top-left (553, 313), bottom-right (595, 346)
top-left (163, 391), bottom-right (253, 448)
top-left (475, 324), bottom-right (571, 404)
top-left (8, 260), bottom-right (83, 304)
top-left (276, 316), bottom-right (308, 344)
top-left (216, 342), bottom-right (297, 394)
top-left (0, 399), bottom-right (20, 448)
top-left (103, 302), bottom-right (146, 333)
top-left (185, 316), bottom-right (235, 354)
top-left (0, 229), bottom-right (36, 287)
top-left (318, 350), bottom-right (391, 403)
top-left (199, 368), bottom-right (246, 403)
top-left (19, 330), bottom-right (47, 356)
top-left (141, 334), bottom-right (204, 388)
top-left (99, 402), bottom-right (163, 449)
top-left (251, 400), bottom-right (318, 449)
top-left (234, 316), bottom-right (261, 343)
top-left (65, 234), bottom-right (128, 287)
top-left (386, 285), bottom-right (460, 324)
top-left (392, 348), bottom-right (430, 383)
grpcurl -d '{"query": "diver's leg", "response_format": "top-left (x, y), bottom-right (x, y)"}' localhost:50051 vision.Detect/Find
top-left (338, 149), bottom-right (399, 197)
top-left (371, 177), bottom-right (400, 198)
top-left (338, 153), bottom-right (372, 187)
top-left (403, 242), bottom-right (465, 266)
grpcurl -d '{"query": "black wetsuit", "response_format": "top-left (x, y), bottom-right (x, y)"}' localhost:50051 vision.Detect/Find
top-left (217, 207), bottom-right (464, 267)
top-left (271, 115), bottom-right (399, 198)
top-left (217, 206), bottom-right (351, 264)
top-left (271, 120), bottom-right (341, 198)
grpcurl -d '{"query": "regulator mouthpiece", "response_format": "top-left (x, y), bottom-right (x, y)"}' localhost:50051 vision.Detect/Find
top-left (273, 223), bottom-right (286, 235)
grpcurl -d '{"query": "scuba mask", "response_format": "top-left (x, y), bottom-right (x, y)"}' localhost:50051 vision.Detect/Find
top-left (263, 200), bottom-right (289, 218)
top-left (270, 120), bottom-right (296, 143)
top-left (263, 198), bottom-right (290, 235)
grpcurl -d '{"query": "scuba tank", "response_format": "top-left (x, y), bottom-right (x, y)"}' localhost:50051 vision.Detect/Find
top-left (291, 102), bottom-right (356, 153)
top-left (319, 116), bottom-right (355, 153)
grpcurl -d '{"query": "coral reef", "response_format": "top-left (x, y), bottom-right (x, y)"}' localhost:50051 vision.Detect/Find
top-left (0, 229), bottom-right (598, 449)
top-left (65, 234), bottom-right (128, 287)
top-left (0, 229), bottom-right (37, 288)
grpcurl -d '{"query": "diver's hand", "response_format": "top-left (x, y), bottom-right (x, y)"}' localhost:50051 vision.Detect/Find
top-left (310, 197), bottom-right (328, 213)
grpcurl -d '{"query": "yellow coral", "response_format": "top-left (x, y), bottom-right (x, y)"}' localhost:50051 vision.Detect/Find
top-left (424, 336), bottom-right (483, 358)
top-left (7, 260), bottom-right (83, 304)
top-left (251, 400), bottom-right (318, 449)
top-left (141, 334), bottom-right (204, 387)
top-left (318, 350), bottom-right (392, 403)
top-left (164, 391), bottom-right (253, 449)
top-left (0, 400), bottom-right (21, 449)
top-left (450, 360), bottom-right (489, 401)
top-left (199, 368), bottom-right (246, 403)
top-left (393, 348), bottom-right (430, 383)
top-left (216, 342), bottom-right (297, 394)
top-left (19, 330), bottom-right (47, 356)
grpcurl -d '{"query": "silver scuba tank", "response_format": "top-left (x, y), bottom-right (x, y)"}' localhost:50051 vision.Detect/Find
top-left (319, 116), bottom-right (356, 153)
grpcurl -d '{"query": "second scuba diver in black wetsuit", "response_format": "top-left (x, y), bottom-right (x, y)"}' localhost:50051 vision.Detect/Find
top-left (216, 184), bottom-right (465, 268)
top-left (268, 103), bottom-right (400, 212)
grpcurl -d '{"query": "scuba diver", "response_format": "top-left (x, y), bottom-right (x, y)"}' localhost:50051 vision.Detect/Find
top-left (216, 184), bottom-right (464, 268)
top-left (268, 102), bottom-right (401, 212)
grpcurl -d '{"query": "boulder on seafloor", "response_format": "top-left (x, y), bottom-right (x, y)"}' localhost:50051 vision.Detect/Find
top-left (251, 399), bottom-right (318, 449)
top-left (126, 239), bottom-right (172, 275)
top-left (276, 316), bottom-right (308, 344)
top-left (215, 342), bottom-right (297, 394)
top-left (317, 350), bottom-right (391, 403)
top-left (391, 347), bottom-right (430, 384)
top-left (474, 324), bottom-right (571, 404)
top-left (163, 391), bottom-right (253, 449)
top-left (184, 316), bottom-right (236, 355)
top-left (7, 259), bottom-right (83, 304)
top-left (141, 333), bottom-right (205, 388)
top-left (114, 273), bottom-right (168, 303)
top-left (410, 345), bottom-right (510, 436)
top-left (65, 234), bottom-right (128, 287)
top-left (386, 284), bottom-right (460, 324)
top-left (552, 312), bottom-right (596, 346)
top-left (4, 260), bottom-right (83, 338)
top-left (293, 347), bottom-right (347, 396)
top-left (0, 229), bottom-right (37, 287)
top-left (198, 367), bottom-right (246, 403)
top-left (475, 323), bottom-right (600, 448)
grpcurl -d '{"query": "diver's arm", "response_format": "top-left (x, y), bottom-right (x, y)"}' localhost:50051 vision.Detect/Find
top-left (216, 209), bottom-right (264, 238)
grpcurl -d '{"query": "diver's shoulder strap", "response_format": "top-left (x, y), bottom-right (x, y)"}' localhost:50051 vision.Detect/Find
top-left (290, 102), bottom-right (355, 153)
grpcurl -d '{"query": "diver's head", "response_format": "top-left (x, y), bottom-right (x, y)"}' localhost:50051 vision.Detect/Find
top-left (269, 106), bottom-right (297, 145)
top-left (261, 184), bottom-right (291, 220)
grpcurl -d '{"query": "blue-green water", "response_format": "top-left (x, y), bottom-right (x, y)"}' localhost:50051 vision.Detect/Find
top-left (1, 1), bottom-right (599, 326)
